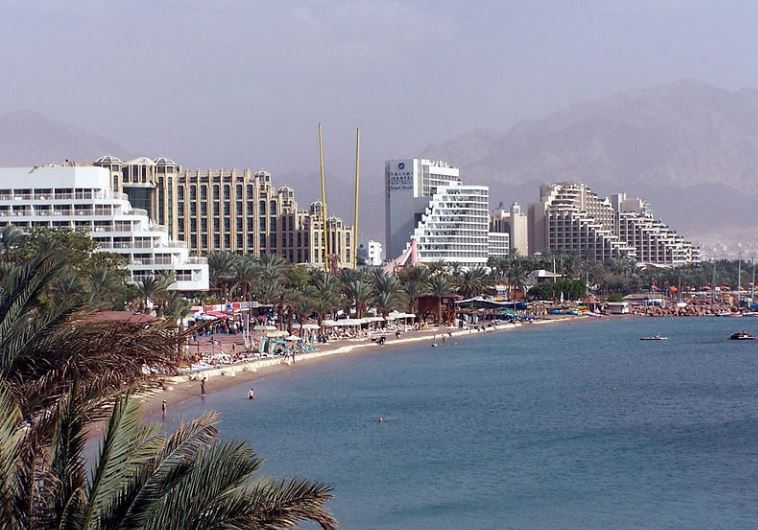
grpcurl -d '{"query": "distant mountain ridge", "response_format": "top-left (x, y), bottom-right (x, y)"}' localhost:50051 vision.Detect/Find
top-left (0, 110), bottom-right (128, 166)
top-left (423, 80), bottom-right (758, 244)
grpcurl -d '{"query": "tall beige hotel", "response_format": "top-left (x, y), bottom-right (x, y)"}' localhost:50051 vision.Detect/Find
top-left (93, 155), bottom-right (354, 267)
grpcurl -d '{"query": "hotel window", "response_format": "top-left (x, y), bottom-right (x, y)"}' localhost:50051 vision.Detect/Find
top-left (213, 185), bottom-right (220, 200)
top-left (259, 201), bottom-right (266, 215)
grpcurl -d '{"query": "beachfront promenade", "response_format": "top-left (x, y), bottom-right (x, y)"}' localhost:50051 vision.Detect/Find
top-left (141, 316), bottom-right (578, 414)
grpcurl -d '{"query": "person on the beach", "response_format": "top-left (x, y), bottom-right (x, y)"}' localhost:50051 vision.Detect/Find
top-left (161, 400), bottom-right (167, 418)
top-left (248, 387), bottom-right (255, 400)
top-left (395, 330), bottom-right (401, 339)
top-left (200, 378), bottom-right (206, 397)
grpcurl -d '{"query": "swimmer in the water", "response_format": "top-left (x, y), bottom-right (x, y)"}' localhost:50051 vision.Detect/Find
top-left (378, 416), bottom-right (384, 423)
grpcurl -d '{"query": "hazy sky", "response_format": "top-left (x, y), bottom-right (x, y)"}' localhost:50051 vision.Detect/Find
top-left (2, 0), bottom-right (758, 196)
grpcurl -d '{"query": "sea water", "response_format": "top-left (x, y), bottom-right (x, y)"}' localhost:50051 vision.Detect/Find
top-left (167, 318), bottom-right (758, 529)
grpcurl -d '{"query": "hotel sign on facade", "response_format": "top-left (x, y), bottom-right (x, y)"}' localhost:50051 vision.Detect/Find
top-left (388, 160), bottom-right (414, 190)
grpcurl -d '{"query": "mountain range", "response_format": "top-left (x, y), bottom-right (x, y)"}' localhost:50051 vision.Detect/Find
top-left (423, 80), bottom-right (758, 247)
top-left (1, 80), bottom-right (756, 251)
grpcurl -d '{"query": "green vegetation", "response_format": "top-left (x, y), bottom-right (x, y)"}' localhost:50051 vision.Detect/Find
top-left (527, 279), bottom-right (587, 301)
top-left (0, 231), bottom-right (336, 529)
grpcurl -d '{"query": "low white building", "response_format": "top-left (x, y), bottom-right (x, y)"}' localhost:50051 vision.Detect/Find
top-left (366, 240), bottom-right (383, 266)
top-left (0, 164), bottom-right (208, 290)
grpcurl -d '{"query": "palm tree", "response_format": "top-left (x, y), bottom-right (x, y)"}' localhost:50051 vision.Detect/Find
top-left (233, 255), bottom-right (257, 301)
top-left (454, 268), bottom-right (488, 299)
top-left (344, 279), bottom-right (372, 318)
top-left (254, 254), bottom-right (290, 329)
top-left (309, 270), bottom-right (340, 327)
top-left (207, 251), bottom-right (239, 298)
top-left (284, 285), bottom-right (317, 335)
top-left (0, 250), bottom-right (339, 529)
top-left (51, 271), bottom-right (83, 303)
top-left (87, 266), bottom-right (123, 307)
top-left (427, 275), bottom-right (452, 325)
top-left (372, 290), bottom-right (401, 320)
top-left (0, 387), bottom-right (337, 529)
top-left (0, 253), bottom-right (181, 425)
top-left (161, 291), bottom-right (192, 356)
top-left (399, 266), bottom-right (429, 316)
top-left (136, 277), bottom-right (167, 314)
top-left (0, 224), bottom-right (24, 253)
top-left (425, 260), bottom-right (448, 277)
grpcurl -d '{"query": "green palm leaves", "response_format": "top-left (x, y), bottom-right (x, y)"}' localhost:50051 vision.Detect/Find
top-left (0, 388), bottom-right (336, 530)
top-left (0, 249), bottom-right (338, 529)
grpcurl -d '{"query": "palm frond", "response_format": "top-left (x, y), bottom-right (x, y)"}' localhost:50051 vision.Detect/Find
top-left (82, 395), bottom-right (163, 529)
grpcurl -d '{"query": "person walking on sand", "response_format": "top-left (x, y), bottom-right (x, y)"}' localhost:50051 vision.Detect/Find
top-left (248, 387), bottom-right (255, 400)
top-left (161, 400), bottom-right (167, 418)
top-left (200, 377), bottom-right (206, 397)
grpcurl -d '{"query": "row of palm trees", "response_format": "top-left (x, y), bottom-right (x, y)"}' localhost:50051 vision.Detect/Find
top-left (206, 251), bottom-right (498, 326)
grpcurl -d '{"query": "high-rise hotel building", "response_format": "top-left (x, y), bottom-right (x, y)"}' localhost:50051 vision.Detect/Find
top-left (528, 182), bottom-right (699, 265)
top-left (93, 156), bottom-right (354, 268)
top-left (0, 164), bottom-right (208, 290)
top-left (385, 158), bottom-right (500, 268)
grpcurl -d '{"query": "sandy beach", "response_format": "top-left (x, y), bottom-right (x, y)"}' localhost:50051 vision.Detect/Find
top-left (141, 315), bottom-right (585, 417)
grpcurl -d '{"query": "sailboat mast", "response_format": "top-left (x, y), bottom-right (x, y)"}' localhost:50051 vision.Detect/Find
top-left (317, 123), bottom-right (330, 272)
top-left (737, 249), bottom-right (742, 307)
top-left (352, 128), bottom-right (360, 269)
top-left (711, 261), bottom-right (716, 304)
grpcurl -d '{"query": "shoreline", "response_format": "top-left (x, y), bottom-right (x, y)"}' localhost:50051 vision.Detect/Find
top-left (140, 315), bottom-right (588, 417)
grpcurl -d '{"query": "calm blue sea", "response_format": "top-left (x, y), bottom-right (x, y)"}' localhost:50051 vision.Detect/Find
top-left (167, 318), bottom-right (758, 529)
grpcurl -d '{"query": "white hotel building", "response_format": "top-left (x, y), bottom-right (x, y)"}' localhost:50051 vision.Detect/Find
top-left (528, 182), bottom-right (699, 266)
top-left (385, 159), bottom-right (502, 268)
top-left (0, 164), bottom-right (208, 290)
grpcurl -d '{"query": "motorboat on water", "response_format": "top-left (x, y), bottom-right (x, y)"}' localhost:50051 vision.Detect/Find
top-left (640, 334), bottom-right (668, 341)
top-left (729, 331), bottom-right (755, 340)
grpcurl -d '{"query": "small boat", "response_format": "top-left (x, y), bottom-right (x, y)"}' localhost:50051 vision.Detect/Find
top-left (640, 334), bottom-right (668, 341)
top-left (729, 331), bottom-right (755, 340)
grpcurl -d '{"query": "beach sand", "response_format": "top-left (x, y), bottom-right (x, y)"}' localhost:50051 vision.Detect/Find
top-left (140, 315), bottom-right (585, 417)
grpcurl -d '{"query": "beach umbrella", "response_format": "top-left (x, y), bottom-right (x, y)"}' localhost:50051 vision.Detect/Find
top-left (286, 335), bottom-right (303, 341)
